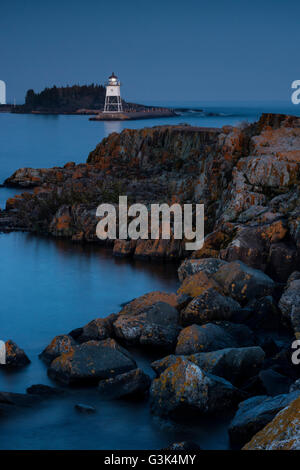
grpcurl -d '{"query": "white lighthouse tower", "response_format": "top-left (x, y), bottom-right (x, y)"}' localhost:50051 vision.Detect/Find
top-left (0, 80), bottom-right (6, 105)
top-left (103, 72), bottom-right (123, 113)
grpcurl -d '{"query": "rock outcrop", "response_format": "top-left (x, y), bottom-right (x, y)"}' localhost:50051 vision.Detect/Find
top-left (2, 115), bottom-right (299, 276)
top-left (150, 357), bottom-right (242, 417)
top-left (243, 396), bottom-right (300, 450)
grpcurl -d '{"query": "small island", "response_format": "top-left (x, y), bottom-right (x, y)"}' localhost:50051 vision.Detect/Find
top-left (11, 82), bottom-right (177, 120)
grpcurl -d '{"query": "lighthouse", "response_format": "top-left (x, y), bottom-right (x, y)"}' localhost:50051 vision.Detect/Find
top-left (0, 80), bottom-right (6, 105)
top-left (103, 72), bottom-right (123, 113)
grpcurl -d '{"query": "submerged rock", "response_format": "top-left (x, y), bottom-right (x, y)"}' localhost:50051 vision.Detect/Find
top-left (98, 368), bottom-right (151, 399)
top-left (162, 441), bottom-right (202, 451)
top-left (75, 403), bottom-right (96, 414)
top-left (48, 339), bottom-right (136, 385)
top-left (26, 384), bottom-right (65, 396)
top-left (150, 357), bottom-right (242, 417)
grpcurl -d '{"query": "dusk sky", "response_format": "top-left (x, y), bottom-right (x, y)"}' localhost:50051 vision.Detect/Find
top-left (1, 0), bottom-right (299, 104)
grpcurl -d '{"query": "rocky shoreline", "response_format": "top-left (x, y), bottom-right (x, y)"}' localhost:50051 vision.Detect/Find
top-left (1, 113), bottom-right (300, 449)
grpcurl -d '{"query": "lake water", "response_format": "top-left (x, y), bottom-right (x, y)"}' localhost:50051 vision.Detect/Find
top-left (0, 103), bottom-right (299, 449)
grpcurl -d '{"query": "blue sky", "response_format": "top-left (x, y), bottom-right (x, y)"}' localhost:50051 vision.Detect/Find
top-left (1, 0), bottom-right (299, 104)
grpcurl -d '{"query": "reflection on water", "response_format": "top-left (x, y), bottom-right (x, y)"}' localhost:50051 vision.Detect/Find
top-left (104, 120), bottom-right (122, 136)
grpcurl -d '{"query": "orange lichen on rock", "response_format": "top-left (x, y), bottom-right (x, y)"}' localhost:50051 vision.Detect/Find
top-left (243, 396), bottom-right (300, 450)
top-left (177, 271), bottom-right (222, 298)
top-left (56, 214), bottom-right (72, 231)
top-left (119, 291), bottom-right (178, 316)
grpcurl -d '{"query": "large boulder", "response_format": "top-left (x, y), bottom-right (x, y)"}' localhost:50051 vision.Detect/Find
top-left (243, 396), bottom-right (300, 450)
top-left (279, 278), bottom-right (300, 338)
top-left (178, 258), bottom-right (227, 282)
top-left (98, 368), bottom-right (151, 399)
top-left (150, 357), bottom-right (242, 417)
top-left (113, 301), bottom-right (181, 351)
top-left (48, 339), bottom-right (136, 385)
top-left (175, 322), bottom-right (254, 355)
top-left (2, 340), bottom-right (30, 367)
top-left (189, 347), bottom-right (265, 386)
top-left (119, 291), bottom-right (178, 316)
top-left (228, 391), bottom-right (300, 448)
top-left (177, 271), bottom-right (222, 298)
top-left (76, 313), bottom-right (117, 343)
top-left (213, 260), bottom-right (276, 305)
top-left (267, 242), bottom-right (300, 282)
top-left (221, 227), bottom-right (268, 271)
top-left (180, 288), bottom-right (241, 325)
top-left (39, 335), bottom-right (76, 365)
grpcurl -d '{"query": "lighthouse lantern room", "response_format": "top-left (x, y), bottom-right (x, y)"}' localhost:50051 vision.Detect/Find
top-left (103, 72), bottom-right (123, 113)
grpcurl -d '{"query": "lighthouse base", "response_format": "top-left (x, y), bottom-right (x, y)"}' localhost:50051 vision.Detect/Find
top-left (89, 109), bottom-right (177, 121)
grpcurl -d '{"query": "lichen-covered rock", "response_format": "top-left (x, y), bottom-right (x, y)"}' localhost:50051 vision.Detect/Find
top-left (177, 271), bottom-right (222, 298)
top-left (150, 357), bottom-right (242, 417)
top-left (151, 354), bottom-right (185, 376)
top-left (191, 231), bottom-right (230, 259)
top-left (177, 258), bottom-right (227, 282)
top-left (181, 288), bottom-right (241, 325)
top-left (39, 334), bottom-right (76, 365)
top-left (49, 205), bottom-right (75, 237)
top-left (48, 339), bottom-right (136, 385)
top-left (98, 368), bottom-right (151, 399)
top-left (76, 314), bottom-right (117, 343)
top-left (3, 340), bottom-right (30, 367)
top-left (119, 291), bottom-right (178, 316)
top-left (228, 391), bottom-right (300, 448)
top-left (189, 346), bottom-right (265, 385)
top-left (113, 239), bottom-right (137, 257)
top-left (243, 396), bottom-right (300, 450)
top-left (175, 322), bottom-right (254, 355)
top-left (221, 227), bottom-right (268, 271)
top-left (279, 278), bottom-right (300, 338)
top-left (113, 301), bottom-right (181, 350)
top-left (213, 260), bottom-right (276, 305)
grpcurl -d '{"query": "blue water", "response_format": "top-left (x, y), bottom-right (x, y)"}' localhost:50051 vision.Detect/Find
top-left (0, 103), bottom-right (299, 449)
